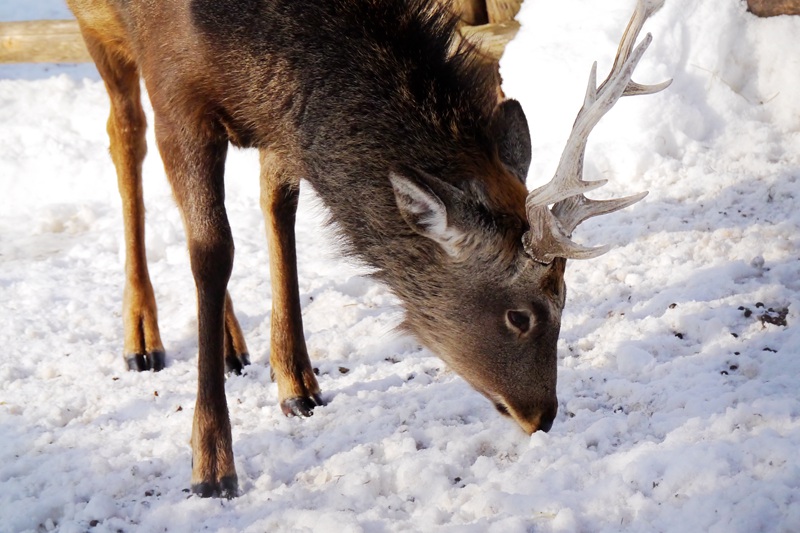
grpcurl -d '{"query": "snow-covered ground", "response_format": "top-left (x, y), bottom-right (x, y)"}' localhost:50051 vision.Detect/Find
top-left (1, 0), bottom-right (798, 531)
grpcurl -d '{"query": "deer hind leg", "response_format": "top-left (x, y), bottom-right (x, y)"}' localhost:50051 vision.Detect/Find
top-left (224, 291), bottom-right (250, 374)
top-left (77, 28), bottom-right (165, 372)
top-left (154, 115), bottom-right (237, 497)
top-left (259, 149), bottom-right (323, 417)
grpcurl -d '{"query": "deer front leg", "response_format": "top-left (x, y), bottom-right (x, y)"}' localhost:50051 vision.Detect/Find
top-left (259, 149), bottom-right (322, 417)
top-left (155, 117), bottom-right (237, 498)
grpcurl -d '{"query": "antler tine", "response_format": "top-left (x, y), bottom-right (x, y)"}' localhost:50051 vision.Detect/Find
top-left (526, 29), bottom-right (662, 209)
top-left (523, 204), bottom-right (611, 265)
top-left (522, 0), bottom-right (671, 264)
top-left (598, 0), bottom-right (667, 96)
top-left (552, 191), bottom-right (649, 236)
top-left (523, 62), bottom-right (607, 211)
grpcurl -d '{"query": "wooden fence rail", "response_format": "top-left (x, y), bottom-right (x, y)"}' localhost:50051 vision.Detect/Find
top-left (3, 0), bottom-right (796, 64)
top-left (0, 18), bottom-right (518, 65)
top-left (0, 20), bottom-right (91, 63)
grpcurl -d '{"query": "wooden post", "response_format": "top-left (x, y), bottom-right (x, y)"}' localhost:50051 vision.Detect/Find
top-left (747, 0), bottom-right (800, 16)
top-left (0, 20), bottom-right (91, 64)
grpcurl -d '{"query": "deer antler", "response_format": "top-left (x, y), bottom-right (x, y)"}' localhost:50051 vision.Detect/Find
top-left (522, 0), bottom-right (671, 265)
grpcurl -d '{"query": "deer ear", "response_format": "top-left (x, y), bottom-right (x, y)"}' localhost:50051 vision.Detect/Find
top-left (492, 99), bottom-right (532, 184)
top-left (389, 168), bottom-right (467, 256)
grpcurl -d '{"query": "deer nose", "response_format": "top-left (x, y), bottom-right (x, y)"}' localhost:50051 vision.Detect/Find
top-left (538, 402), bottom-right (558, 433)
top-left (538, 412), bottom-right (554, 433)
top-left (515, 403), bottom-right (557, 434)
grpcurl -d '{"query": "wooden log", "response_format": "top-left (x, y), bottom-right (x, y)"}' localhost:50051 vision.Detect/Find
top-left (459, 20), bottom-right (520, 62)
top-left (0, 20), bottom-right (91, 63)
top-left (747, 0), bottom-right (800, 16)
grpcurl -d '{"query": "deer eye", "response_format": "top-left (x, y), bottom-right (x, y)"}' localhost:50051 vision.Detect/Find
top-left (494, 402), bottom-right (511, 416)
top-left (506, 309), bottom-right (532, 334)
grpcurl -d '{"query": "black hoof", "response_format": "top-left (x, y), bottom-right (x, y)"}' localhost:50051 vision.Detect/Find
top-left (281, 394), bottom-right (325, 417)
top-left (125, 351), bottom-right (166, 372)
top-left (148, 350), bottom-right (166, 372)
top-left (191, 475), bottom-right (239, 499)
top-left (225, 352), bottom-right (251, 375)
top-left (125, 353), bottom-right (148, 371)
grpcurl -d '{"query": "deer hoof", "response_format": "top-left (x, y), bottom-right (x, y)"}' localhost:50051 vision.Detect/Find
top-left (149, 350), bottom-right (166, 372)
top-left (125, 351), bottom-right (166, 372)
top-left (191, 474), bottom-right (239, 499)
top-left (225, 352), bottom-right (251, 375)
top-left (125, 353), bottom-right (147, 371)
top-left (280, 394), bottom-right (325, 417)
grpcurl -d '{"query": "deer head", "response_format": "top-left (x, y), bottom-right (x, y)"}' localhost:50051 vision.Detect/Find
top-left (389, 0), bottom-right (670, 434)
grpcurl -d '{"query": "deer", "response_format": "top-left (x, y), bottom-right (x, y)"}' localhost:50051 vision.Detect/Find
top-left (65, 0), bottom-right (669, 497)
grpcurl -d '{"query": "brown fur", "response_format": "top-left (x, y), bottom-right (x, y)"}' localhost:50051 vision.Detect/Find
top-left (68, 0), bottom-right (563, 498)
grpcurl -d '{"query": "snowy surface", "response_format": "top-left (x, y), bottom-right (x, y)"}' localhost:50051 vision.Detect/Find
top-left (1, 0), bottom-right (799, 532)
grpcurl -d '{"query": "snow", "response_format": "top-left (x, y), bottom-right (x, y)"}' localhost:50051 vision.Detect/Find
top-left (1, 0), bottom-right (799, 531)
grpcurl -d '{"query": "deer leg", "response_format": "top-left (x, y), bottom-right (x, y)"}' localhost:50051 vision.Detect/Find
top-left (154, 116), bottom-right (237, 497)
top-left (78, 30), bottom-right (165, 372)
top-left (259, 149), bottom-right (322, 417)
top-left (223, 291), bottom-right (250, 374)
